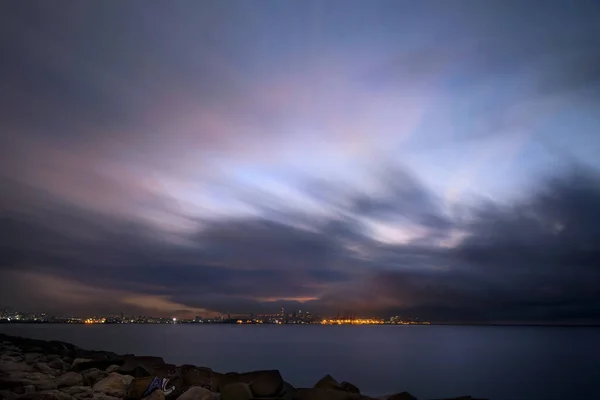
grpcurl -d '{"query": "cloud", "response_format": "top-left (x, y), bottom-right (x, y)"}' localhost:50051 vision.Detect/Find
top-left (1, 163), bottom-right (599, 323)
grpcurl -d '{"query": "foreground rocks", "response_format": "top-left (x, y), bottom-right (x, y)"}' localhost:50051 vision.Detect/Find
top-left (0, 334), bottom-right (487, 400)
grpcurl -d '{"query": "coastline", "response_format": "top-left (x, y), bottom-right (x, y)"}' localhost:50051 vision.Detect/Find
top-left (0, 333), bottom-right (486, 400)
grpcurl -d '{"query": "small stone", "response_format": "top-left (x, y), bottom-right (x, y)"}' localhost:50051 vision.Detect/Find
top-left (56, 372), bottom-right (84, 388)
top-left (220, 383), bottom-right (252, 400)
top-left (105, 365), bottom-right (121, 373)
top-left (176, 387), bottom-right (214, 400)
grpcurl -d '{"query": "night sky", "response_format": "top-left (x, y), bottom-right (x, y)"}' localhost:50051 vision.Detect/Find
top-left (1, 1), bottom-right (599, 323)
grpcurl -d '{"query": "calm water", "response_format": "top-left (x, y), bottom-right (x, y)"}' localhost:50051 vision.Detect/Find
top-left (1, 324), bottom-right (598, 400)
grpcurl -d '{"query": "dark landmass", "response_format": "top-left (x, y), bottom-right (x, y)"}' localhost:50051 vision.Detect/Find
top-left (0, 333), bottom-right (486, 400)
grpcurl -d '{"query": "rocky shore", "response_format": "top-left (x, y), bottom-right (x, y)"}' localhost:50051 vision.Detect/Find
top-left (0, 334), bottom-right (486, 400)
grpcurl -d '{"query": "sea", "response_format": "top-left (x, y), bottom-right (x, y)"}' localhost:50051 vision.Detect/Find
top-left (1, 324), bottom-right (598, 400)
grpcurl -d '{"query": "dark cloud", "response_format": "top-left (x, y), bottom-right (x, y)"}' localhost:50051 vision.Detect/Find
top-left (1, 165), bottom-right (600, 323)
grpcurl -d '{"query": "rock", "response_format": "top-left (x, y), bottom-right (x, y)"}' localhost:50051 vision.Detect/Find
top-left (81, 368), bottom-right (109, 386)
top-left (56, 372), bottom-right (84, 388)
top-left (0, 390), bottom-right (18, 400)
top-left (25, 385), bottom-right (37, 394)
top-left (71, 359), bottom-right (93, 370)
top-left (314, 374), bottom-right (340, 390)
top-left (312, 375), bottom-right (361, 395)
top-left (297, 388), bottom-right (365, 400)
top-left (17, 390), bottom-right (76, 400)
top-left (71, 357), bottom-right (123, 373)
top-left (143, 390), bottom-right (166, 400)
top-left (0, 371), bottom-right (57, 391)
top-left (215, 370), bottom-right (283, 397)
top-left (386, 393), bottom-right (418, 400)
top-left (35, 363), bottom-right (58, 376)
top-left (105, 365), bottom-right (121, 373)
top-left (176, 387), bottom-right (214, 400)
top-left (93, 372), bottom-right (134, 398)
top-left (0, 358), bottom-right (32, 373)
top-left (24, 353), bottom-right (45, 364)
top-left (179, 367), bottom-right (213, 391)
top-left (49, 358), bottom-right (71, 372)
top-left (340, 382), bottom-right (360, 394)
top-left (220, 383), bottom-right (252, 400)
top-left (90, 394), bottom-right (121, 400)
top-left (60, 387), bottom-right (93, 396)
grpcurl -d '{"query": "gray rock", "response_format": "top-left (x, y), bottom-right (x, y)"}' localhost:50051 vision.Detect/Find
top-left (0, 358), bottom-right (31, 373)
top-left (92, 372), bottom-right (134, 398)
top-left (104, 365), bottom-right (121, 373)
top-left (35, 363), bottom-right (58, 376)
top-left (60, 387), bottom-right (93, 396)
top-left (49, 358), bottom-right (70, 372)
top-left (81, 368), bottom-right (108, 386)
top-left (0, 371), bottom-right (56, 391)
top-left (56, 372), bottom-right (84, 388)
top-left (176, 387), bottom-right (215, 400)
top-left (24, 353), bottom-right (45, 364)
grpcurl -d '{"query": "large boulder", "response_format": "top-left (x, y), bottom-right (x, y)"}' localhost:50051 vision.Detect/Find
top-left (214, 370), bottom-right (283, 397)
top-left (56, 372), bottom-right (84, 388)
top-left (105, 365), bottom-right (121, 373)
top-left (175, 387), bottom-right (214, 400)
top-left (81, 368), bottom-right (109, 386)
top-left (178, 366), bottom-right (213, 391)
top-left (220, 383), bottom-right (252, 400)
top-left (35, 363), bottom-right (57, 376)
top-left (24, 353), bottom-right (45, 364)
top-left (93, 372), bottom-right (134, 398)
top-left (49, 358), bottom-right (71, 372)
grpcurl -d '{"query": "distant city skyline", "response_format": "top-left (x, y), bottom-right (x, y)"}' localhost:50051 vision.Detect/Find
top-left (0, 307), bottom-right (429, 325)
